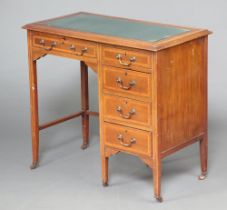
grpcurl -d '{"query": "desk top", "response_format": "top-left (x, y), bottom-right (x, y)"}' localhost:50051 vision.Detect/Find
top-left (23, 12), bottom-right (211, 51)
top-left (37, 13), bottom-right (189, 42)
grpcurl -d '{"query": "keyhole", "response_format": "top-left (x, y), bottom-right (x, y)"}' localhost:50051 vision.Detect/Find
top-left (124, 71), bottom-right (128, 76)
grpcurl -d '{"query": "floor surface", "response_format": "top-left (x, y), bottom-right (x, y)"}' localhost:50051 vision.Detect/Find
top-left (1, 114), bottom-right (227, 210)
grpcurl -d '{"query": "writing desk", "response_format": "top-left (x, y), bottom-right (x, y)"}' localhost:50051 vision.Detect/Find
top-left (23, 12), bottom-right (211, 202)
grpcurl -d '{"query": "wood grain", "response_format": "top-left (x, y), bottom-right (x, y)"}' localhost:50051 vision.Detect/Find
top-left (23, 13), bottom-right (211, 201)
top-left (103, 122), bottom-right (152, 156)
top-left (80, 61), bottom-right (89, 149)
top-left (39, 111), bottom-right (83, 130)
top-left (157, 37), bottom-right (206, 153)
top-left (103, 94), bottom-right (152, 129)
top-left (102, 65), bottom-right (152, 99)
top-left (27, 30), bottom-right (39, 169)
top-left (102, 45), bottom-right (153, 71)
top-left (23, 12), bottom-right (211, 51)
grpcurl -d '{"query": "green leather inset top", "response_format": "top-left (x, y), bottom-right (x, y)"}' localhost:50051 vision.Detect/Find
top-left (43, 13), bottom-right (190, 42)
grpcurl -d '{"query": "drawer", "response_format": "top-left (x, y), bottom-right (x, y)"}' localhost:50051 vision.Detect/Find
top-left (103, 122), bottom-right (152, 156)
top-left (103, 94), bottom-right (151, 128)
top-left (33, 34), bottom-right (61, 50)
top-left (103, 65), bottom-right (151, 98)
top-left (33, 33), bottom-right (97, 58)
top-left (102, 46), bottom-right (153, 71)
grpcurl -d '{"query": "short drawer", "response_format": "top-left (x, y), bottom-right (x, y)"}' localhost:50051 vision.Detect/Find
top-left (102, 46), bottom-right (153, 71)
top-left (103, 122), bottom-right (152, 156)
top-left (33, 33), bottom-right (97, 58)
top-left (33, 34), bottom-right (62, 50)
top-left (103, 94), bottom-right (151, 128)
top-left (103, 65), bottom-right (151, 98)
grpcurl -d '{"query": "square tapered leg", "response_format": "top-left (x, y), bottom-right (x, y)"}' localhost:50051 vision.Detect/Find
top-left (80, 61), bottom-right (89, 149)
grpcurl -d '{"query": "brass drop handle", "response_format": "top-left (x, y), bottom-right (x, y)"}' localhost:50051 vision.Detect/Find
top-left (69, 44), bottom-right (76, 51)
top-left (69, 45), bottom-right (88, 56)
top-left (39, 39), bottom-right (57, 51)
top-left (75, 47), bottom-right (88, 56)
top-left (115, 54), bottom-right (136, 66)
top-left (116, 106), bottom-right (136, 119)
top-left (116, 77), bottom-right (136, 90)
top-left (117, 134), bottom-right (136, 147)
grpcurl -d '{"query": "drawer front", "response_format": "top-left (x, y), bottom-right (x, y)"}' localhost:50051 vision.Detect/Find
top-left (103, 94), bottom-right (151, 128)
top-left (103, 65), bottom-right (151, 98)
top-left (33, 34), bottom-right (97, 58)
top-left (103, 122), bottom-right (152, 156)
top-left (102, 46), bottom-right (153, 71)
top-left (33, 34), bottom-right (61, 50)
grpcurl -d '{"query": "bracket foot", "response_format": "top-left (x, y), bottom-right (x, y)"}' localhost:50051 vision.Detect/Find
top-left (30, 161), bottom-right (38, 170)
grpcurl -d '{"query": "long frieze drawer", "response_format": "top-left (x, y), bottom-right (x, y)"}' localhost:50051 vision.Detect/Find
top-left (103, 65), bottom-right (152, 98)
top-left (32, 33), bottom-right (97, 58)
top-left (103, 122), bottom-right (152, 156)
top-left (102, 46), bottom-right (153, 71)
top-left (103, 94), bottom-right (151, 128)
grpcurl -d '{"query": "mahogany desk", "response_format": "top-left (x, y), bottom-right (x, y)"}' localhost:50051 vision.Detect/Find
top-left (23, 12), bottom-right (211, 202)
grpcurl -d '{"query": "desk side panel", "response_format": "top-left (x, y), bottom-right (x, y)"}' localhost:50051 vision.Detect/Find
top-left (157, 37), bottom-right (207, 154)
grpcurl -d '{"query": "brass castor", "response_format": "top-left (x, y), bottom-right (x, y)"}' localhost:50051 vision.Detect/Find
top-left (198, 172), bottom-right (207, 180)
top-left (102, 181), bottom-right (108, 187)
top-left (30, 161), bottom-right (38, 169)
top-left (155, 196), bottom-right (163, 203)
top-left (81, 143), bottom-right (88, 150)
